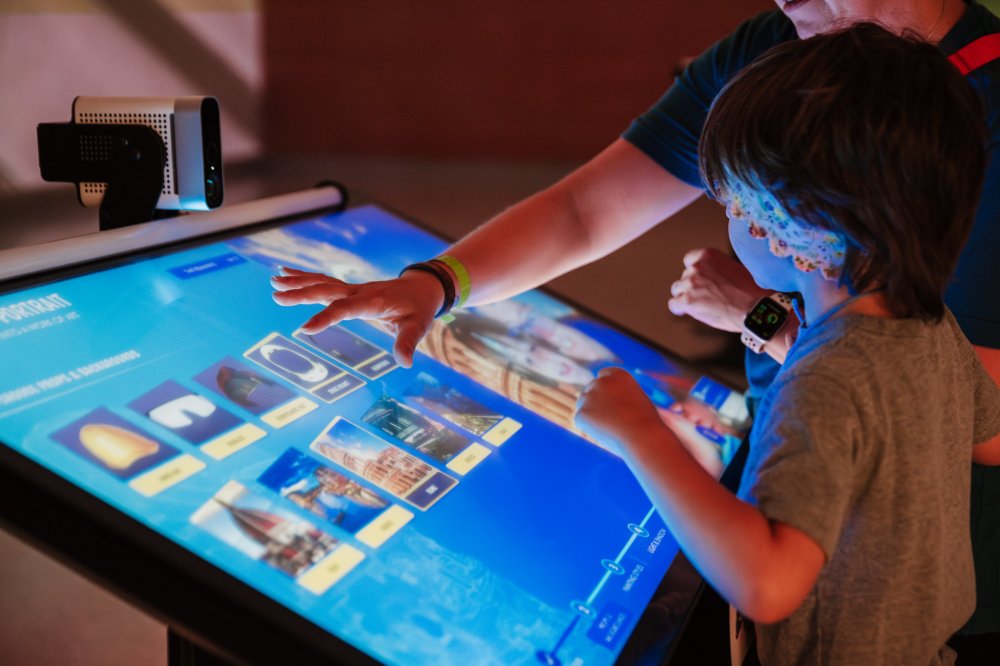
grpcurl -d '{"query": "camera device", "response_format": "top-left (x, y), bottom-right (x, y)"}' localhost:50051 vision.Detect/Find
top-left (38, 96), bottom-right (223, 230)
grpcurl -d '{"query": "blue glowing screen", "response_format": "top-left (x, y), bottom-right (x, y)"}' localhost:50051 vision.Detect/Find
top-left (0, 205), bottom-right (749, 665)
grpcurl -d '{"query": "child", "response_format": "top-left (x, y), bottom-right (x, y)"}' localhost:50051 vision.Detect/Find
top-left (574, 22), bottom-right (1000, 666)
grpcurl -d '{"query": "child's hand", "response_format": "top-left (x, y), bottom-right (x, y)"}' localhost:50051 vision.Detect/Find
top-left (574, 367), bottom-right (665, 454)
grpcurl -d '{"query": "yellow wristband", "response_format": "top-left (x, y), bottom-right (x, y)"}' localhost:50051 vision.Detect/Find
top-left (436, 254), bottom-right (471, 308)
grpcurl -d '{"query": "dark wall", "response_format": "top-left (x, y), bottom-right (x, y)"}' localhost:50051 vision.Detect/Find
top-left (264, 1), bottom-right (775, 160)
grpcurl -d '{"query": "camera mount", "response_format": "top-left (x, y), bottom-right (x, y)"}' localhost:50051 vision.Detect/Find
top-left (38, 122), bottom-right (166, 231)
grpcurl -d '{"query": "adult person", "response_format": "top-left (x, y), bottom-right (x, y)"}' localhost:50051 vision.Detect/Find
top-left (272, 1), bottom-right (1000, 659)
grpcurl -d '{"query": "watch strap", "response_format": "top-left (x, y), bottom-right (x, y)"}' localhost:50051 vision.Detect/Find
top-left (741, 293), bottom-right (794, 354)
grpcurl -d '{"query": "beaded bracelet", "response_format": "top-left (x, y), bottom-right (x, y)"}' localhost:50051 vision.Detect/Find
top-left (399, 261), bottom-right (456, 318)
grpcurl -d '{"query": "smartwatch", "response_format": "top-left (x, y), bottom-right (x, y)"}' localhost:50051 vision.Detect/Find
top-left (741, 293), bottom-right (794, 354)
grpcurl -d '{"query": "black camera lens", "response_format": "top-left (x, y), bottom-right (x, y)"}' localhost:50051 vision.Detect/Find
top-left (205, 174), bottom-right (218, 200)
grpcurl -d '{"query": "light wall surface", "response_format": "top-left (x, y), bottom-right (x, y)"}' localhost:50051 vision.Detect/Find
top-left (0, 0), bottom-right (262, 195)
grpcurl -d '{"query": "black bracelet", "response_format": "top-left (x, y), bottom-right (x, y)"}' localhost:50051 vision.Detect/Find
top-left (424, 259), bottom-right (459, 316)
top-left (399, 261), bottom-right (456, 318)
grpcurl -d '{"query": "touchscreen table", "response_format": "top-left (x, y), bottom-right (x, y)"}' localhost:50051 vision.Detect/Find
top-left (0, 195), bottom-right (749, 665)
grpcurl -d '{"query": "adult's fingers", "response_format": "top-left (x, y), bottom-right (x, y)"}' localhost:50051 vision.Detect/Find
top-left (270, 273), bottom-right (340, 291)
top-left (278, 266), bottom-right (322, 277)
top-left (391, 319), bottom-right (430, 369)
top-left (272, 283), bottom-right (351, 306)
top-left (667, 295), bottom-right (690, 316)
top-left (682, 247), bottom-right (711, 268)
top-left (300, 295), bottom-right (393, 333)
top-left (670, 279), bottom-right (692, 297)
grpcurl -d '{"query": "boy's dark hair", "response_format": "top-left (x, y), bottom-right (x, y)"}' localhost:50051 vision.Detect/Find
top-left (699, 22), bottom-right (988, 320)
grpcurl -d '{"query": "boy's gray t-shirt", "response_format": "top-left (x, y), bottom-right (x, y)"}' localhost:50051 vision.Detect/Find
top-left (738, 309), bottom-right (1000, 666)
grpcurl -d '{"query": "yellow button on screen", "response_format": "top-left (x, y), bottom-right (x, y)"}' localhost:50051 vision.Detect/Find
top-left (129, 454), bottom-right (205, 497)
top-left (261, 396), bottom-right (318, 428)
top-left (356, 505), bottom-right (414, 548)
top-left (201, 423), bottom-right (267, 460)
top-left (446, 442), bottom-right (491, 475)
top-left (482, 417), bottom-right (522, 446)
top-left (298, 544), bottom-right (365, 595)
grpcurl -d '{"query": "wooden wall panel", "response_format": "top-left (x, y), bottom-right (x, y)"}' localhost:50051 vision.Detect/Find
top-left (263, 1), bottom-right (775, 159)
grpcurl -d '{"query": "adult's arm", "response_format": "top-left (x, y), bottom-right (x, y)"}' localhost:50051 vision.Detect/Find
top-left (668, 248), bottom-right (795, 363)
top-left (442, 138), bottom-right (703, 306)
top-left (273, 139), bottom-right (703, 366)
top-left (274, 10), bottom-right (796, 362)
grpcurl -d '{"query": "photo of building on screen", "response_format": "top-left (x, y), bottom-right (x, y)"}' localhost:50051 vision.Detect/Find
top-left (259, 448), bottom-right (391, 533)
top-left (402, 372), bottom-right (504, 437)
top-left (310, 418), bottom-right (457, 509)
top-left (361, 395), bottom-right (469, 463)
top-left (192, 481), bottom-right (338, 578)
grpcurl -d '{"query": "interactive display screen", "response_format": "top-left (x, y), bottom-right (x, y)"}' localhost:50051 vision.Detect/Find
top-left (0, 203), bottom-right (750, 665)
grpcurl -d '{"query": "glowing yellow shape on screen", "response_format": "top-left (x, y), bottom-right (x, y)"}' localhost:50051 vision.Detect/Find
top-left (79, 423), bottom-right (159, 470)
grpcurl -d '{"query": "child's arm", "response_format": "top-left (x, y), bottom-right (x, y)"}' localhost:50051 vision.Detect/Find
top-left (575, 367), bottom-right (825, 624)
top-left (972, 345), bottom-right (1000, 466)
top-left (975, 447), bottom-right (1000, 465)
top-left (974, 431), bottom-right (1000, 465)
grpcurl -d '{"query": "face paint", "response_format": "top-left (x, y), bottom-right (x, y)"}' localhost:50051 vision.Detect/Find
top-left (726, 180), bottom-right (846, 281)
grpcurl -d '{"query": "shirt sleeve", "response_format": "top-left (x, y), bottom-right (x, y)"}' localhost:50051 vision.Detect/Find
top-left (738, 373), bottom-right (859, 558)
top-left (621, 10), bottom-right (797, 187)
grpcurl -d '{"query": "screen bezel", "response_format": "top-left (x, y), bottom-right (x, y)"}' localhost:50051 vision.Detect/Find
top-left (0, 192), bottom-right (745, 665)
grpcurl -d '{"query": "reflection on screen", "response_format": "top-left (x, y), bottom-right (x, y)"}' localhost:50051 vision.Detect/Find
top-left (0, 205), bottom-right (749, 665)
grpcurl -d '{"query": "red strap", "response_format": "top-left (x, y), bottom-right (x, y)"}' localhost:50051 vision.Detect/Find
top-left (949, 33), bottom-right (1000, 75)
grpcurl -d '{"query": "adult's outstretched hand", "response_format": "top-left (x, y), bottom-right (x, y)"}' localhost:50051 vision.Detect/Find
top-left (270, 266), bottom-right (445, 368)
top-left (667, 248), bottom-right (766, 333)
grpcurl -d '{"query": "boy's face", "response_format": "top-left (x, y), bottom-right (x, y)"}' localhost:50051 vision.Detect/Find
top-left (724, 180), bottom-right (846, 290)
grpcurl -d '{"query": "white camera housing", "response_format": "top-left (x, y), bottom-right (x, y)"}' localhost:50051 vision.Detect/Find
top-left (73, 96), bottom-right (223, 211)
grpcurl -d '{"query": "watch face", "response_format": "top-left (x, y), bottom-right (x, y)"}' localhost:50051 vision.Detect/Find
top-left (744, 298), bottom-right (788, 341)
